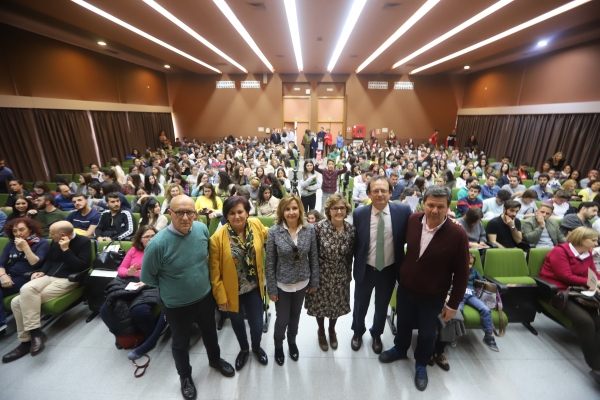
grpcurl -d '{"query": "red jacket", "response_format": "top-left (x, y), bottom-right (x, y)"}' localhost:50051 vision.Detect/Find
top-left (399, 213), bottom-right (470, 310)
top-left (539, 243), bottom-right (599, 292)
top-left (324, 133), bottom-right (333, 146)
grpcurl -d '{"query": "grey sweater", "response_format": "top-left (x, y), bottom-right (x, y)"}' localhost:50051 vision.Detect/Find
top-left (265, 223), bottom-right (319, 295)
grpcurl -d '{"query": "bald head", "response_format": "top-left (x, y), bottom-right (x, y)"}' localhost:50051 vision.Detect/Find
top-left (52, 220), bottom-right (74, 235)
top-left (171, 195), bottom-right (194, 210)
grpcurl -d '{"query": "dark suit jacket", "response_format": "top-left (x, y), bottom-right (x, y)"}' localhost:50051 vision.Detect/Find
top-left (352, 202), bottom-right (411, 284)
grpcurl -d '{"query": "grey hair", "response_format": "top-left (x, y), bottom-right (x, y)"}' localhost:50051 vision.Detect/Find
top-left (422, 186), bottom-right (452, 206)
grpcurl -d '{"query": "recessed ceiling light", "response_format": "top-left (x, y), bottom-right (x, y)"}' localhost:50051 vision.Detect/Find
top-left (284, 0), bottom-right (303, 72)
top-left (213, 0), bottom-right (274, 72)
top-left (98, 41), bottom-right (106, 46)
top-left (164, 64), bottom-right (171, 69)
top-left (356, 0), bottom-right (441, 73)
top-left (143, 0), bottom-right (246, 73)
top-left (410, 0), bottom-right (591, 74)
top-left (537, 40), bottom-right (548, 47)
top-left (464, 65), bottom-right (470, 69)
top-left (327, 0), bottom-right (368, 72)
top-left (391, 0), bottom-right (512, 69)
top-left (72, 0), bottom-right (222, 73)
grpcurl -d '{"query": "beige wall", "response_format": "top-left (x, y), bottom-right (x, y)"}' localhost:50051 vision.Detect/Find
top-left (462, 39), bottom-right (600, 108)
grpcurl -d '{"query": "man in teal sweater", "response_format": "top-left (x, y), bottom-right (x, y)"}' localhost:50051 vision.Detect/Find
top-left (141, 196), bottom-right (234, 400)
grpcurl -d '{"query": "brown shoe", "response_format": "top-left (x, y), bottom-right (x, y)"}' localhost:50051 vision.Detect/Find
top-left (2, 342), bottom-right (31, 363)
top-left (372, 336), bottom-right (383, 354)
top-left (329, 331), bottom-right (338, 350)
top-left (433, 352), bottom-right (450, 371)
top-left (318, 331), bottom-right (328, 352)
top-left (30, 332), bottom-right (47, 357)
top-left (351, 334), bottom-right (362, 351)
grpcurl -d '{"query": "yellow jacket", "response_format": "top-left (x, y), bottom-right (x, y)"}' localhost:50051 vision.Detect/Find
top-left (195, 195), bottom-right (223, 212)
top-left (209, 217), bottom-right (268, 313)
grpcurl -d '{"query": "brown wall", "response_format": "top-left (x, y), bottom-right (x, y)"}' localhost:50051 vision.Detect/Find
top-left (462, 39), bottom-right (600, 108)
top-left (168, 72), bottom-right (460, 145)
top-left (0, 23), bottom-right (169, 105)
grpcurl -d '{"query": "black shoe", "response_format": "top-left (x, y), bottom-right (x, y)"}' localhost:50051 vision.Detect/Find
top-left (252, 347), bottom-right (268, 365)
top-left (275, 347), bottom-right (285, 366)
top-left (180, 376), bottom-right (197, 400)
top-left (209, 358), bottom-right (235, 377)
top-left (351, 334), bottom-right (362, 351)
top-left (289, 343), bottom-right (299, 361)
top-left (378, 347), bottom-right (406, 364)
top-left (372, 335), bottom-right (383, 354)
top-left (30, 332), bottom-right (47, 356)
top-left (415, 365), bottom-right (428, 391)
top-left (2, 342), bottom-right (31, 363)
top-left (235, 351), bottom-right (249, 371)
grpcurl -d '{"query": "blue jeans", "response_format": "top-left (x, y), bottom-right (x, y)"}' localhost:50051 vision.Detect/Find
top-left (0, 276), bottom-right (28, 325)
top-left (228, 288), bottom-right (264, 351)
top-left (459, 293), bottom-right (493, 335)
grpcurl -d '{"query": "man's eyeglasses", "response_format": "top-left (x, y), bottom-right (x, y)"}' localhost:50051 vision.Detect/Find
top-left (292, 246), bottom-right (300, 262)
top-left (370, 189), bottom-right (389, 195)
top-left (171, 210), bottom-right (196, 218)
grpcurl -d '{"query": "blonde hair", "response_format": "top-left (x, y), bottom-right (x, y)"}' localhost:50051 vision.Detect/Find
top-left (275, 194), bottom-right (306, 226)
top-left (324, 193), bottom-right (351, 221)
top-left (561, 179), bottom-right (577, 192)
top-left (165, 183), bottom-right (184, 202)
top-left (567, 226), bottom-right (599, 247)
top-left (249, 177), bottom-right (260, 189)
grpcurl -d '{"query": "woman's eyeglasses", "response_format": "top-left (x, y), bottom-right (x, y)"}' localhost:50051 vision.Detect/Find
top-left (330, 206), bottom-right (346, 213)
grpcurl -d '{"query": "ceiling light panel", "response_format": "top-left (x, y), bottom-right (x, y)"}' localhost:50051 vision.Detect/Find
top-left (213, 0), bottom-right (274, 72)
top-left (391, 0), bottom-right (513, 69)
top-left (327, 0), bottom-right (368, 72)
top-left (356, 0), bottom-right (441, 73)
top-left (283, 0), bottom-right (303, 72)
top-left (143, 0), bottom-right (246, 73)
top-left (71, 0), bottom-right (222, 73)
top-left (411, 0), bottom-right (591, 74)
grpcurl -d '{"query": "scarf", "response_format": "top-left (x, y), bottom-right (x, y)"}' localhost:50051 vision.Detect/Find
top-left (26, 234), bottom-right (40, 246)
top-left (226, 222), bottom-right (257, 284)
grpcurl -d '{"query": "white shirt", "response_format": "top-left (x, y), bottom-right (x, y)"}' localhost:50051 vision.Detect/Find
top-left (367, 204), bottom-right (394, 268)
top-left (593, 218), bottom-right (600, 235)
top-left (569, 243), bottom-right (590, 260)
top-left (552, 202), bottom-right (570, 219)
top-left (420, 216), bottom-right (447, 258)
top-left (277, 223), bottom-right (309, 292)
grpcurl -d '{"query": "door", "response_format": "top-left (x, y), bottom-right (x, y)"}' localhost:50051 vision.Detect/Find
top-left (317, 97), bottom-right (345, 148)
top-left (283, 97), bottom-right (310, 147)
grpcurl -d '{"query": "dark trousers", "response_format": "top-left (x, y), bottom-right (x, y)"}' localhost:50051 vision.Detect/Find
top-left (351, 265), bottom-right (396, 337)
top-left (0, 276), bottom-right (28, 325)
top-left (229, 288), bottom-right (263, 351)
top-left (274, 287), bottom-right (306, 348)
top-left (563, 299), bottom-right (600, 369)
top-left (99, 302), bottom-right (156, 339)
top-left (164, 294), bottom-right (220, 378)
top-left (303, 145), bottom-right (309, 159)
top-left (301, 194), bottom-right (316, 212)
top-left (393, 283), bottom-right (446, 367)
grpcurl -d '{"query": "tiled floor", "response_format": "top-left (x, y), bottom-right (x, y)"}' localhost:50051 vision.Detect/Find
top-left (1, 287), bottom-right (599, 400)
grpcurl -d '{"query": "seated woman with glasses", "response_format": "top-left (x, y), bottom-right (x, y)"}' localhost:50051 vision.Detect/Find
top-left (209, 196), bottom-right (269, 372)
top-left (265, 194), bottom-right (319, 366)
top-left (99, 225), bottom-right (166, 360)
top-left (194, 183), bottom-right (223, 220)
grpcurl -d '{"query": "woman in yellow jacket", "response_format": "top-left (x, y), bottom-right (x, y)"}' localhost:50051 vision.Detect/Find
top-left (209, 196), bottom-right (269, 372)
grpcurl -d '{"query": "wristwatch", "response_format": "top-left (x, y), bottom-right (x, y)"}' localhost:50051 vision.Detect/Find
top-left (510, 226), bottom-right (516, 231)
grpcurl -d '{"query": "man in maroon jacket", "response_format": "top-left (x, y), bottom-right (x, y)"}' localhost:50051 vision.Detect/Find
top-left (378, 186), bottom-right (470, 391)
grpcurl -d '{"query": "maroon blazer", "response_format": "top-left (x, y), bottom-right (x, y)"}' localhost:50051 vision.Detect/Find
top-left (399, 212), bottom-right (470, 310)
top-left (539, 243), bottom-right (599, 292)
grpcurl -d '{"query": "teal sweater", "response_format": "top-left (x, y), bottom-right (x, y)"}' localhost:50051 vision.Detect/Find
top-left (141, 222), bottom-right (211, 308)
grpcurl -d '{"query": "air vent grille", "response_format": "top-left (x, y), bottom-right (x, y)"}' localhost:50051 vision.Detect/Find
top-left (394, 82), bottom-right (414, 90)
top-left (368, 81), bottom-right (388, 90)
top-left (216, 81), bottom-right (235, 89)
top-left (241, 81), bottom-right (261, 88)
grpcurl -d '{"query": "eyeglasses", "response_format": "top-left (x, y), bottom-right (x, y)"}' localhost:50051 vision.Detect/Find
top-left (171, 210), bottom-right (196, 218)
top-left (292, 246), bottom-right (300, 262)
top-left (331, 206), bottom-right (346, 213)
top-left (370, 189), bottom-right (389, 195)
top-left (141, 235), bottom-right (155, 240)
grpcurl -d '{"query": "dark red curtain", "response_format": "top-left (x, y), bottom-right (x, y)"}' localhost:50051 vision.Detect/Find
top-left (128, 112), bottom-right (175, 151)
top-left (90, 111), bottom-right (132, 165)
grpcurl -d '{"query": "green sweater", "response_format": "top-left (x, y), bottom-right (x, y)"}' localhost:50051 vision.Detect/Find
top-left (141, 222), bottom-right (211, 308)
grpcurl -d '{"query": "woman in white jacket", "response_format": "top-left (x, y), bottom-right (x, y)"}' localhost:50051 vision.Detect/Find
top-left (299, 160), bottom-right (322, 212)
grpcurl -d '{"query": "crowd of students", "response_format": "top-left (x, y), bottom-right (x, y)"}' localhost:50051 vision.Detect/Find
top-left (0, 130), bottom-right (599, 399)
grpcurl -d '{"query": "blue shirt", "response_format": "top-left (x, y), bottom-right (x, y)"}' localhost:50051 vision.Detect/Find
top-left (481, 184), bottom-right (499, 200)
top-left (530, 184), bottom-right (553, 201)
top-left (0, 211), bottom-right (6, 232)
top-left (54, 195), bottom-right (75, 211)
top-left (66, 209), bottom-right (101, 231)
top-left (0, 167), bottom-right (15, 193)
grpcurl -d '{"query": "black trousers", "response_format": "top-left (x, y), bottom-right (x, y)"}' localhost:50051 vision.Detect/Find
top-left (351, 265), bottom-right (396, 337)
top-left (164, 294), bottom-right (220, 378)
top-left (563, 299), bottom-right (600, 370)
top-left (274, 287), bottom-right (306, 348)
top-left (393, 283), bottom-right (446, 367)
top-left (301, 193), bottom-right (316, 212)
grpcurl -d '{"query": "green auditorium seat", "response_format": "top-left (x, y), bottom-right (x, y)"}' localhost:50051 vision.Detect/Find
top-left (0, 193), bottom-right (9, 206)
top-left (256, 216), bottom-right (275, 228)
top-left (522, 180), bottom-right (534, 188)
top-left (450, 201), bottom-right (457, 213)
top-left (484, 249), bottom-right (539, 334)
top-left (0, 238), bottom-right (20, 313)
top-left (452, 187), bottom-right (459, 200)
top-left (24, 182), bottom-right (34, 191)
top-left (209, 217), bottom-right (221, 237)
top-left (56, 173), bottom-right (73, 182)
top-left (125, 195), bottom-right (135, 204)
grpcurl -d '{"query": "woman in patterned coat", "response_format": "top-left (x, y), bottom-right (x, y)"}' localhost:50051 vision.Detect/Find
top-left (305, 193), bottom-right (355, 351)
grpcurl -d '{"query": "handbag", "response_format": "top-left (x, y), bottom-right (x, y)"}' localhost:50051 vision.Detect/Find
top-left (473, 279), bottom-right (506, 337)
top-left (93, 241), bottom-right (126, 271)
top-left (550, 286), bottom-right (600, 312)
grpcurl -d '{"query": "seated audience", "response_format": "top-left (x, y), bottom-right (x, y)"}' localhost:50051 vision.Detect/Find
top-left (533, 161), bottom-right (551, 183)
top-left (515, 190), bottom-right (538, 219)
top-left (521, 204), bottom-right (566, 248)
top-left (530, 173), bottom-right (554, 201)
top-left (580, 179), bottom-right (600, 202)
top-left (456, 169), bottom-right (472, 189)
top-left (130, 187), bottom-right (150, 214)
top-left (0, 218), bottom-right (49, 333)
top-left (140, 197), bottom-right (168, 231)
top-left (579, 169), bottom-right (598, 189)
top-left (517, 162), bottom-right (532, 181)
top-left (27, 194), bottom-right (66, 238)
top-left (2, 221), bottom-right (91, 362)
top-left (144, 175), bottom-right (165, 197)
top-left (561, 179), bottom-right (582, 201)
top-left (75, 173), bottom-right (93, 196)
top-left (161, 183), bottom-right (184, 214)
top-left (538, 227), bottom-right (600, 384)
top-left (256, 184), bottom-right (279, 217)
top-left (457, 209), bottom-right (487, 249)
top-left (95, 193), bottom-right (136, 241)
top-left (6, 196), bottom-right (34, 223)
top-left (501, 175), bottom-right (526, 199)
top-left (30, 181), bottom-right (57, 200)
top-left (66, 194), bottom-right (101, 237)
top-left (245, 177), bottom-right (261, 201)
top-left (306, 210), bottom-right (325, 225)
top-left (54, 184), bottom-right (75, 211)
top-left (194, 183), bottom-right (223, 220)
top-left (486, 200), bottom-right (522, 248)
top-left (352, 170), bottom-right (371, 207)
top-left (93, 182), bottom-right (132, 212)
top-left (480, 175), bottom-right (499, 200)
top-left (0, 157), bottom-right (16, 194)
top-left (456, 185), bottom-right (483, 218)
top-left (544, 190), bottom-right (575, 219)
top-left (547, 169), bottom-right (562, 190)
top-left (269, 173), bottom-right (284, 199)
top-left (456, 177), bottom-right (481, 201)
top-left (560, 202), bottom-right (599, 237)
top-left (55, 175), bottom-right (77, 194)
top-left (3, 180), bottom-right (31, 210)
top-left (482, 189), bottom-right (511, 219)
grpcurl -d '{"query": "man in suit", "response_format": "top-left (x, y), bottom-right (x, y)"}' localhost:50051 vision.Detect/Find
top-left (351, 176), bottom-right (411, 354)
top-left (378, 186), bottom-right (470, 391)
top-left (270, 130), bottom-right (281, 145)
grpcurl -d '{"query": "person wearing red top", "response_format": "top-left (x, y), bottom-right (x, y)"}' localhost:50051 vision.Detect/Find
top-left (323, 129), bottom-right (333, 157)
top-left (539, 227), bottom-right (600, 383)
top-left (429, 130), bottom-right (438, 146)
